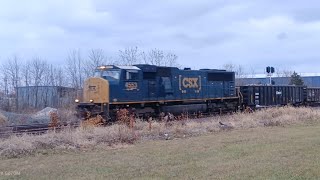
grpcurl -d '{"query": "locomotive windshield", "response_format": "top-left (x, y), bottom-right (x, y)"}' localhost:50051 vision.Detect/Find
top-left (95, 70), bottom-right (121, 80)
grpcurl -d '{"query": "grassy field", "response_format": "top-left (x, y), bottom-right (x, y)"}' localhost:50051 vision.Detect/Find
top-left (1, 123), bottom-right (320, 180)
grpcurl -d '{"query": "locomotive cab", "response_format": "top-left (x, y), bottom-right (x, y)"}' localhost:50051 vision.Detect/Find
top-left (76, 65), bottom-right (142, 120)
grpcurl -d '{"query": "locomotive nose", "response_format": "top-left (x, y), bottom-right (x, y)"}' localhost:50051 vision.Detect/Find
top-left (83, 77), bottom-right (109, 104)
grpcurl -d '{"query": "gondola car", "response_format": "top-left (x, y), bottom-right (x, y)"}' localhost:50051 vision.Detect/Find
top-left (305, 87), bottom-right (320, 106)
top-left (239, 85), bottom-right (306, 109)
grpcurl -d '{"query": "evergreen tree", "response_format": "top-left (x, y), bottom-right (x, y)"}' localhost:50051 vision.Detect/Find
top-left (289, 71), bottom-right (304, 85)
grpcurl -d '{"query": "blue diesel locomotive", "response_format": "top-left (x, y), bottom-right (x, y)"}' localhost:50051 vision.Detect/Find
top-left (76, 64), bottom-right (239, 120)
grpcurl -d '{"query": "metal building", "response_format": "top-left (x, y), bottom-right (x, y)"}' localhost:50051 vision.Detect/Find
top-left (16, 86), bottom-right (78, 110)
top-left (238, 73), bottom-right (320, 87)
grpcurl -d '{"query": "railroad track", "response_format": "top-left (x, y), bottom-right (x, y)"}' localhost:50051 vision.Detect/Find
top-left (0, 110), bottom-right (240, 138)
top-left (0, 123), bottom-right (80, 138)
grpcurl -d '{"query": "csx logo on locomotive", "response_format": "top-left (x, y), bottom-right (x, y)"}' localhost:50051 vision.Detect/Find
top-left (179, 76), bottom-right (201, 93)
top-left (182, 78), bottom-right (199, 88)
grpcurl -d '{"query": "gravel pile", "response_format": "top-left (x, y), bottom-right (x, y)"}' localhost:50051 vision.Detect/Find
top-left (31, 107), bottom-right (57, 121)
top-left (0, 107), bottom-right (57, 126)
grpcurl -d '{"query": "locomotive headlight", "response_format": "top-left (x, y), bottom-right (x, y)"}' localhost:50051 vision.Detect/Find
top-left (90, 99), bottom-right (94, 103)
top-left (75, 99), bottom-right (79, 103)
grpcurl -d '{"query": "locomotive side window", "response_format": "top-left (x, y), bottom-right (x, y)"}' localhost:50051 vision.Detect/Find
top-left (161, 77), bottom-right (173, 93)
top-left (143, 72), bottom-right (156, 80)
top-left (208, 72), bottom-right (234, 81)
top-left (126, 70), bottom-right (139, 80)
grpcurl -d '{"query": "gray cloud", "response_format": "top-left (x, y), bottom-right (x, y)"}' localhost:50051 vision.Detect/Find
top-left (1, 0), bottom-right (320, 73)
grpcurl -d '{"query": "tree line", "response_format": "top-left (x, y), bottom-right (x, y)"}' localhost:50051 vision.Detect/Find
top-left (0, 47), bottom-right (179, 95)
top-left (0, 48), bottom-right (304, 96)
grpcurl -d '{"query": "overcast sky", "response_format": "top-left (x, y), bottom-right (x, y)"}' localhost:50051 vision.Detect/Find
top-left (1, 0), bottom-right (320, 73)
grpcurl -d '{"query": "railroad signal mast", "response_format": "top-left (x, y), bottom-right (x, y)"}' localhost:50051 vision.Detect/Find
top-left (266, 66), bottom-right (275, 85)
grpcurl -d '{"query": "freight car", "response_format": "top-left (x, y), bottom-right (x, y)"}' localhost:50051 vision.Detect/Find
top-left (239, 85), bottom-right (320, 109)
top-left (76, 64), bottom-right (239, 121)
top-left (305, 87), bottom-right (320, 106)
top-left (239, 85), bottom-right (306, 109)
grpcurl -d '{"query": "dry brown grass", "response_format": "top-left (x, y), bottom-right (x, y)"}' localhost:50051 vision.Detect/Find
top-left (3, 123), bottom-right (320, 179)
top-left (136, 106), bottom-right (320, 139)
top-left (0, 124), bottom-right (137, 158)
top-left (0, 112), bottom-right (7, 126)
top-left (1, 106), bottom-right (320, 158)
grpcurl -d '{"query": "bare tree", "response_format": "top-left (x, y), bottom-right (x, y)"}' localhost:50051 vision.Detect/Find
top-left (84, 49), bottom-right (113, 77)
top-left (0, 73), bottom-right (10, 111)
top-left (20, 59), bottom-right (66, 87)
top-left (142, 49), bottom-right (179, 67)
top-left (49, 65), bottom-right (55, 86)
top-left (223, 63), bottom-right (236, 72)
top-left (147, 48), bottom-right (165, 66)
top-left (165, 52), bottom-right (179, 67)
top-left (0, 55), bottom-right (22, 111)
top-left (118, 47), bottom-right (141, 65)
top-left (141, 51), bottom-right (148, 65)
top-left (3, 74), bottom-right (8, 96)
top-left (88, 49), bottom-right (105, 64)
top-left (66, 49), bottom-right (85, 89)
top-left (274, 67), bottom-right (292, 85)
top-left (235, 65), bottom-right (247, 79)
top-left (53, 66), bottom-right (67, 87)
top-left (29, 57), bottom-right (49, 86)
top-left (276, 67), bottom-right (293, 78)
top-left (118, 47), bottom-right (180, 67)
top-left (223, 63), bottom-right (248, 86)
top-left (223, 63), bottom-right (247, 79)
top-left (21, 61), bottom-right (31, 87)
top-left (248, 66), bottom-right (256, 78)
top-left (1, 55), bottom-right (21, 93)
